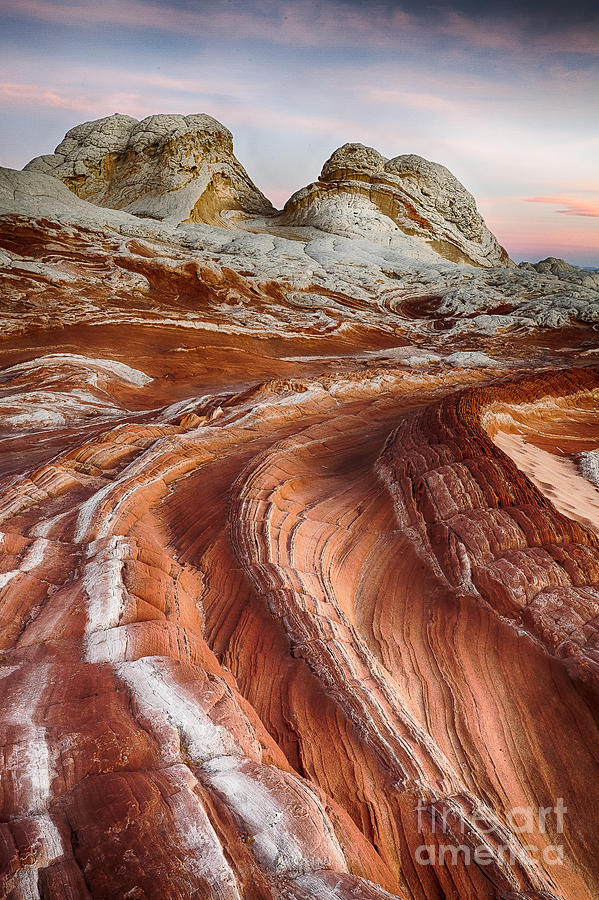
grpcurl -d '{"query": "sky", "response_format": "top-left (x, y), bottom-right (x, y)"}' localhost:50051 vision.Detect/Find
top-left (0, 0), bottom-right (598, 265)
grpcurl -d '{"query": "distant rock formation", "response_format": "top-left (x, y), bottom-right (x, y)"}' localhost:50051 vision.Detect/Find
top-left (277, 142), bottom-right (511, 267)
top-left (25, 117), bottom-right (508, 265)
top-left (24, 113), bottom-right (274, 225)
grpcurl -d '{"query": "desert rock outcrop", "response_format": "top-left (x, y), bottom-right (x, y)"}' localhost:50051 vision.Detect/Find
top-left (277, 142), bottom-right (511, 266)
top-left (0, 117), bottom-right (598, 899)
top-left (25, 113), bottom-right (274, 225)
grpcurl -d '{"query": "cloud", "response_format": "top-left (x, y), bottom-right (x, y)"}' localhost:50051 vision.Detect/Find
top-left (0, 80), bottom-right (161, 118)
top-left (0, 74), bottom-right (363, 139)
top-left (439, 10), bottom-right (599, 56)
top-left (0, 81), bottom-right (80, 109)
top-left (439, 11), bottom-right (522, 51)
top-left (3, 0), bottom-right (598, 57)
top-left (0, 0), bottom-right (414, 49)
top-left (525, 196), bottom-right (599, 217)
top-left (364, 87), bottom-right (463, 114)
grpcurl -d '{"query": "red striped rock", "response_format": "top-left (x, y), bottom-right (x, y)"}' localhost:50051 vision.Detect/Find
top-left (0, 122), bottom-right (598, 899)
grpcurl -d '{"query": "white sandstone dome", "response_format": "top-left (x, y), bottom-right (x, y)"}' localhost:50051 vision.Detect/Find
top-left (25, 113), bottom-right (274, 225)
top-left (320, 143), bottom-right (387, 179)
top-left (280, 142), bottom-right (512, 267)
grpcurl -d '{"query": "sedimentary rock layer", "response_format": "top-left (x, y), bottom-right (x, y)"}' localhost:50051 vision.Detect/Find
top-left (0, 123), bottom-right (598, 899)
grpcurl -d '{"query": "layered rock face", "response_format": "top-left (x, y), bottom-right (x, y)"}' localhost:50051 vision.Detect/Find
top-left (0, 117), bottom-right (598, 899)
top-left (25, 113), bottom-right (274, 224)
top-left (276, 143), bottom-right (511, 266)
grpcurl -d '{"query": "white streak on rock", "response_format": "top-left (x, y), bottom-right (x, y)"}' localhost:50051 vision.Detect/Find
top-left (3, 665), bottom-right (64, 884)
top-left (83, 536), bottom-right (130, 642)
top-left (115, 657), bottom-right (238, 763)
top-left (0, 569), bottom-right (19, 589)
top-left (165, 764), bottom-right (242, 900)
top-left (75, 481), bottom-right (117, 543)
top-left (1, 353), bottom-right (152, 387)
top-left (203, 756), bottom-right (347, 876)
top-left (21, 538), bottom-right (49, 573)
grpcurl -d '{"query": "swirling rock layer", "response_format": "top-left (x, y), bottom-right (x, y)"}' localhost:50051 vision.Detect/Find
top-left (0, 130), bottom-right (598, 900)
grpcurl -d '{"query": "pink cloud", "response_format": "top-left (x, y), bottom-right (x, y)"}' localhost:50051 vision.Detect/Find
top-left (2, 0), bottom-right (204, 33)
top-left (5, 0), bottom-right (597, 57)
top-left (439, 11), bottom-right (522, 51)
top-left (534, 26), bottom-right (599, 57)
top-left (0, 0), bottom-right (415, 49)
top-left (0, 81), bottom-right (84, 110)
top-left (525, 196), bottom-right (599, 218)
top-left (0, 81), bottom-right (155, 117)
top-left (365, 87), bottom-right (462, 115)
top-left (439, 9), bottom-right (599, 57)
top-left (0, 76), bottom-right (363, 140)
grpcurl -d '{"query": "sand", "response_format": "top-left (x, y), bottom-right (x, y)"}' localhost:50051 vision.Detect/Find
top-left (493, 430), bottom-right (599, 536)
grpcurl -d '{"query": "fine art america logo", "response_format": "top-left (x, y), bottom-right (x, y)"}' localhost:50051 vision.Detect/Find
top-left (414, 799), bottom-right (567, 867)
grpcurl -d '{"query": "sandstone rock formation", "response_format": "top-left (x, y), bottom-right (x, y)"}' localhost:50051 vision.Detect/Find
top-left (0, 118), bottom-right (598, 899)
top-left (275, 142), bottom-right (511, 267)
top-left (25, 113), bottom-right (274, 225)
top-left (23, 116), bottom-right (509, 266)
